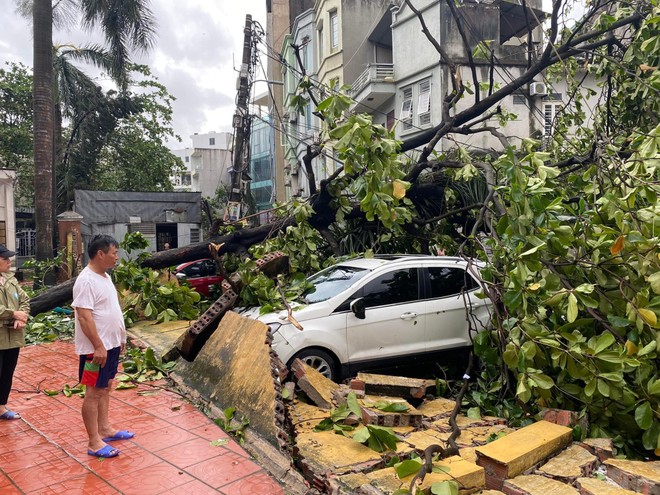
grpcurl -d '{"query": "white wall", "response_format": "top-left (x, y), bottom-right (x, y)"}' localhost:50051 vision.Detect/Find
top-left (0, 169), bottom-right (16, 252)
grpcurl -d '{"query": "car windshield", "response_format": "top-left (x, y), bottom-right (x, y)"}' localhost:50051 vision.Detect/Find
top-left (302, 265), bottom-right (369, 304)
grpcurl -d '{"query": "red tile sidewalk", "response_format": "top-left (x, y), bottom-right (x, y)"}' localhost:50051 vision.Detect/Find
top-left (0, 341), bottom-right (285, 494)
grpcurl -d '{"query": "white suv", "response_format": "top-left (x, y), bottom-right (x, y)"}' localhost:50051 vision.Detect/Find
top-left (242, 255), bottom-right (491, 381)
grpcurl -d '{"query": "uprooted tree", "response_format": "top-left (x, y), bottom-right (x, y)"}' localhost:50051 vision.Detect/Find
top-left (32, 0), bottom-right (659, 457)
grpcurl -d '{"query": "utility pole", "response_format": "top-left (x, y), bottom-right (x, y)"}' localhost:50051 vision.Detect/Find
top-left (226, 14), bottom-right (253, 223)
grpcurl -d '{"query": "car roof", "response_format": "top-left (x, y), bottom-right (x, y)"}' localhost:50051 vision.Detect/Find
top-left (175, 258), bottom-right (211, 271)
top-left (334, 255), bottom-right (483, 270)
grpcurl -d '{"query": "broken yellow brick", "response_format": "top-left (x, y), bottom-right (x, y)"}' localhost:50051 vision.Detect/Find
top-left (475, 420), bottom-right (572, 481)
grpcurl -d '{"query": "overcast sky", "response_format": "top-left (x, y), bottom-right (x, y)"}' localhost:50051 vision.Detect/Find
top-left (0, 0), bottom-right (268, 149)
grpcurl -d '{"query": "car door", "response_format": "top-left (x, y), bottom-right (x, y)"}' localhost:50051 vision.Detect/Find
top-left (423, 265), bottom-right (480, 351)
top-left (344, 267), bottom-right (427, 364)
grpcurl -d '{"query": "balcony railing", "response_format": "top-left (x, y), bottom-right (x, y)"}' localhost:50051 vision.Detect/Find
top-left (350, 63), bottom-right (395, 96)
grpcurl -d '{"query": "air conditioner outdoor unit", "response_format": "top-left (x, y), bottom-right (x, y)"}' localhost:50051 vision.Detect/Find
top-left (529, 82), bottom-right (548, 97)
top-left (289, 114), bottom-right (297, 123)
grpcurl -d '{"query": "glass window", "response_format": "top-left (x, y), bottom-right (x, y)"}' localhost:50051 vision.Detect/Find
top-left (544, 102), bottom-right (562, 137)
top-left (330, 11), bottom-right (338, 48)
top-left (358, 269), bottom-right (419, 308)
top-left (209, 138), bottom-right (216, 145)
top-left (401, 86), bottom-right (413, 130)
top-left (418, 79), bottom-right (431, 126)
top-left (318, 27), bottom-right (324, 60)
top-left (303, 265), bottom-right (370, 304)
top-left (427, 267), bottom-right (477, 298)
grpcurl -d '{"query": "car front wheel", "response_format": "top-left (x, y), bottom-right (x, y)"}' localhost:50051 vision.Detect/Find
top-left (289, 349), bottom-right (338, 382)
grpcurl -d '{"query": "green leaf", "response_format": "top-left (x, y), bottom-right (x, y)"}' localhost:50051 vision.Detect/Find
top-left (115, 382), bottom-right (137, 390)
top-left (567, 293), bottom-right (579, 323)
top-left (516, 377), bottom-right (531, 403)
top-left (210, 438), bottom-right (229, 446)
top-left (394, 459), bottom-right (423, 479)
top-left (373, 401), bottom-right (409, 412)
top-left (529, 373), bottom-right (554, 390)
top-left (642, 421), bottom-right (660, 451)
top-left (649, 272), bottom-right (660, 294)
top-left (352, 426), bottom-right (371, 444)
top-left (347, 392), bottom-right (362, 417)
top-left (593, 333), bottom-right (615, 354)
top-left (467, 407), bottom-right (482, 419)
top-left (635, 402), bottom-right (653, 430)
top-left (431, 480), bottom-right (459, 495)
top-left (638, 340), bottom-right (657, 357)
top-left (520, 243), bottom-right (546, 257)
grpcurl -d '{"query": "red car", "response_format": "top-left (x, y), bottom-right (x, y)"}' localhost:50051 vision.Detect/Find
top-left (173, 259), bottom-right (223, 297)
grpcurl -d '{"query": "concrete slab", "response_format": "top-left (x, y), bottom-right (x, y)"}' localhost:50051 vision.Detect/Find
top-left (291, 359), bottom-right (341, 409)
top-left (366, 455), bottom-right (485, 494)
top-left (355, 372), bottom-right (434, 400)
top-left (417, 397), bottom-right (457, 418)
top-left (295, 429), bottom-right (383, 476)
top-left (502, 474), bottom-right (579, 495)
top-left (398, 429), bottom-right (451, 455)
top-left (127, 319), bottom-right (191, 358)
top-left (290, 400), bottom-right (331, 434)
top-left (580, 437), bottom-right (614, 461)
top-left (576, 477), bottom-right (638, 495)
top-left (538, 444), bottom-right (598, 482)
top-left (359, 395), bottom-right (422, 427)
top-left (173, 311), bottom-right (284, 447)
top-left (605, 459), bottom-right (660, 495)
top-left (475, 420), bottom-right (573, 489)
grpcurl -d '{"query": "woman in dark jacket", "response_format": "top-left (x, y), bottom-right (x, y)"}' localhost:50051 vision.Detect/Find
top-left (0, 245), bottom-right (30, 419)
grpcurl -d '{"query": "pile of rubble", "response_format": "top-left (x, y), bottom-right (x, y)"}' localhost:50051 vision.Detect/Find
top-left (288, 362), bottom-right (660, 495)
top-left (128, 311), bottom-right (659, 495)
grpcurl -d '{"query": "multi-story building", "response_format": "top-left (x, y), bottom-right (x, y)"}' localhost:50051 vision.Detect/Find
top-left (267, 0), bottom-right (316, 203)
top-left (272, 0), bottom-right (601, 199)
top-left (281, 8), bottom-right (323, 199)
top-left (249, 104), bottom-right (276, 223)
top-left (170, 131), bottom-right (233, 198)
top-left (389, 0), bottom-right (546, 151)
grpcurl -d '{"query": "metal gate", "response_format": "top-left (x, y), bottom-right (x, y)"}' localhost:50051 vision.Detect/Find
top-left (16, 229), bottom-right (36, 256)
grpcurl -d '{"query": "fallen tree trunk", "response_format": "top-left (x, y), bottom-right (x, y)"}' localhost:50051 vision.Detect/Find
top-left (29, 218), bottom-right (295, 316)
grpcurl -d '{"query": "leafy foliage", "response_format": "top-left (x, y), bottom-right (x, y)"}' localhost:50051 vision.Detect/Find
top-left (112, 233), bottom-right (202, 325)
top-left (0, 61), bottom-right (33, 205)
top-left (119, 346), bottom-right (176, 383)
top-left (215, 407), bottom-right (250, 444)
top-left (25, 310), bottom-right (74, 345)
top-left (313, 392), bottom-right (401, 452)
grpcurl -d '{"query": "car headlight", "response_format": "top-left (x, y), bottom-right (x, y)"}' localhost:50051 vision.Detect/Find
top-left (266, 322), bottom-right (282, 334)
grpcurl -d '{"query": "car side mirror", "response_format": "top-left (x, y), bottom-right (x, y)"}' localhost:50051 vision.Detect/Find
top-left (175, 272), bottom-right (186, 280)
top-left (350, 298), bottom-right (366, 320)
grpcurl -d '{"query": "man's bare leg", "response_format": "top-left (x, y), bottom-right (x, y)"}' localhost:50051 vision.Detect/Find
top-left (97, 380), bottom-right (117, 439)
top-left (82, 386), bottom-right (111, 452)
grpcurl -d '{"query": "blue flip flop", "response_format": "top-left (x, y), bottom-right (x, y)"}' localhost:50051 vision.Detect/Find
top-left (0, 410), bottom-right (21, 420)
top-left (102, 430), bottom-right (135, 442)
top-left (88, 445), bottom-right (120, 458)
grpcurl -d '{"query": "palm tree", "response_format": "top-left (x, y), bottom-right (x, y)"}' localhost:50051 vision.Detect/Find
top-left (32, 0), bottom-right (54, 262)
top-left (28, 0), bottom-right (156, 262)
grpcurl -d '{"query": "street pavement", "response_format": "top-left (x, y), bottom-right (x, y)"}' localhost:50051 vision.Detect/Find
top-left (0, 341), bottom-right (286, 494)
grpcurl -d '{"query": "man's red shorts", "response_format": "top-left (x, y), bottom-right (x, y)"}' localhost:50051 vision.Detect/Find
top-left (78, 346), bottom-right (121, 388)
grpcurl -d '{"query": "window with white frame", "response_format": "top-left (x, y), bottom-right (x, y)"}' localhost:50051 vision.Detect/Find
top-left (543, 101), bottom-right (562, 138)
top-left (330, 11), bottom-right (338, 48)
top-left (400, 78), bottom-right (433, 131)
top-left (318, 26), bottom-right (324, 60)
top-left (302, 36), bottom-right (310, 71)
top-left (400, 86), bottom-right (413, 130)
top-left (305, 102), bottom-right (312, 131)
top-left (417, 79), bottom-right (431, 126)
top-left (209, 137), bottom-right (215, 145)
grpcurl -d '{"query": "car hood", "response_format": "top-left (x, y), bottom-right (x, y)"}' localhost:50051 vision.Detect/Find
top-left (237, 299), bottom-right (336, 328)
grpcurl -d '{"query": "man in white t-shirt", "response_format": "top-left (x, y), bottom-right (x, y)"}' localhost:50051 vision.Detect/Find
top-left (72, 234), bottom-right (134, 458)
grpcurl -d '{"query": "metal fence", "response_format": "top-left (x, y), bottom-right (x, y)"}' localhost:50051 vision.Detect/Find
top-left (16, 229), bottom-right (36, 257)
